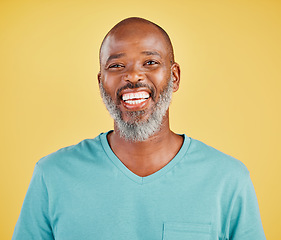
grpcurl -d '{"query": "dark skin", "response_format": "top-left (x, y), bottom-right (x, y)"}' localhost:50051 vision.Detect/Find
top-left (98, 20), bottom-right (183, 177)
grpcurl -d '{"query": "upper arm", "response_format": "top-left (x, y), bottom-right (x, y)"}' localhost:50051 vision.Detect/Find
top-left (227, 175), bottom-right (266, 239)
top-left (12, 163), bottom-right (54, 240)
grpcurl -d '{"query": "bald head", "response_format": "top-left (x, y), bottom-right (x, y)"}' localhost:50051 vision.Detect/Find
top-left (99, 17), bottom-right (175, 66)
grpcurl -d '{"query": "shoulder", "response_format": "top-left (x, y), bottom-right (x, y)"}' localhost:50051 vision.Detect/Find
top-left (187, 137), bottom-right (249, 181)
top-left (36, 132), bottom-right (106, 171)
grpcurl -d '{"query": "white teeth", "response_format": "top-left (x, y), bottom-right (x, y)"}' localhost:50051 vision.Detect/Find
top-left (122, 91), bottom-right (150, 101)
top-left (126, 99), bottom-right (146, 105)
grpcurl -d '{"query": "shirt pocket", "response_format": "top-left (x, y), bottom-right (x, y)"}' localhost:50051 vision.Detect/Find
top-left (163, 222), bottom-right (211, 240)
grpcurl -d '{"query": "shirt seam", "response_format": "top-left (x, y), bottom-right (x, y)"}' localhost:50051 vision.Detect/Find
top-left (99, 132), bottom-right (191, 185)
top-left (223, 173), bottom-right (250, 239)
top-left (99, 134), bottom-right (144, 184)
top-left (36, 162), bottom-right (55, 239)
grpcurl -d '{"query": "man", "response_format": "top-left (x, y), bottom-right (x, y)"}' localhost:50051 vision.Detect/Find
top-left (13, 17), bottom-right (266, 239)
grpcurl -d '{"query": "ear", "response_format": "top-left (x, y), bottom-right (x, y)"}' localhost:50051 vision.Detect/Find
top-left (97, 72), bottom-right (101, 84)
top-left (171, 62), bottom-right (180, 92)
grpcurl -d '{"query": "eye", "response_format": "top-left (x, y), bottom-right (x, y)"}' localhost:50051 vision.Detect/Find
top-left (108, 64), bottom-right (124, 69)
top-left (145, 60), bottom-right (159, 66)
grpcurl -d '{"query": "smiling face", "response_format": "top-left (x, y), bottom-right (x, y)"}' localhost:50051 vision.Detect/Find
top-left (98, 19), bottom-right (180, 142)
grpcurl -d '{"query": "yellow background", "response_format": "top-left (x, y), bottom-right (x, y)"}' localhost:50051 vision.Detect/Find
top-left (1, 0), bottom-right (280, 239)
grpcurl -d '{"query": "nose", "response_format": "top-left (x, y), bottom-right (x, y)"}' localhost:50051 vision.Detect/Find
top-left (122, 66), bottom-right (144, 83)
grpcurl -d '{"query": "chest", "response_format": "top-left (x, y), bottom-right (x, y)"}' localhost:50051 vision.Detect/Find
top-left (48, 174), bottom-right (226, 240)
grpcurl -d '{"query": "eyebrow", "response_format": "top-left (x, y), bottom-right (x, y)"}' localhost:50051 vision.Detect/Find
top-left (105, 51), bottom-right (161, 65)
top-left (106, 53), bottom-right (126, 64)
top-left (141, 51), bottom-right (161, 57)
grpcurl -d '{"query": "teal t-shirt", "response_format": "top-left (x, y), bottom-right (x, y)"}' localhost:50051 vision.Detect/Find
top-left (12, 131), bottom-right (266, 239)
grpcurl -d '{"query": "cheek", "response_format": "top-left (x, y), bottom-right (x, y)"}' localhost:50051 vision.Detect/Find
top-left (102, 74), bottom-right (119, 94)
top-left (148, 70), bottom-right (170, 91)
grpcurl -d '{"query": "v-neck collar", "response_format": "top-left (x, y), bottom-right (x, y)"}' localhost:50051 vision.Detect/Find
top-left (100, 130), bottom-right (191, 185)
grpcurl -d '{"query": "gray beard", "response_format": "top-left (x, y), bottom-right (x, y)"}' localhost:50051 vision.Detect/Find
top-left (99, 74), bottom-right (174, 142)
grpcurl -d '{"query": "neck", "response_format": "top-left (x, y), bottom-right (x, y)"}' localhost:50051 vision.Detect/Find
top-left (107, 113), bottom-right (184, 177)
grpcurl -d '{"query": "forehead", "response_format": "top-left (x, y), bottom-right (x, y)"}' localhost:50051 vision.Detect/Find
top-left (100, 24), bottom-right (170, 64)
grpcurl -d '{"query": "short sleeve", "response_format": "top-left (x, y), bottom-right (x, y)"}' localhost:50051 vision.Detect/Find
top-left (12, 163), bottom-right (54, 240)
top-left (228, 175), bottom-right (266, 239)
